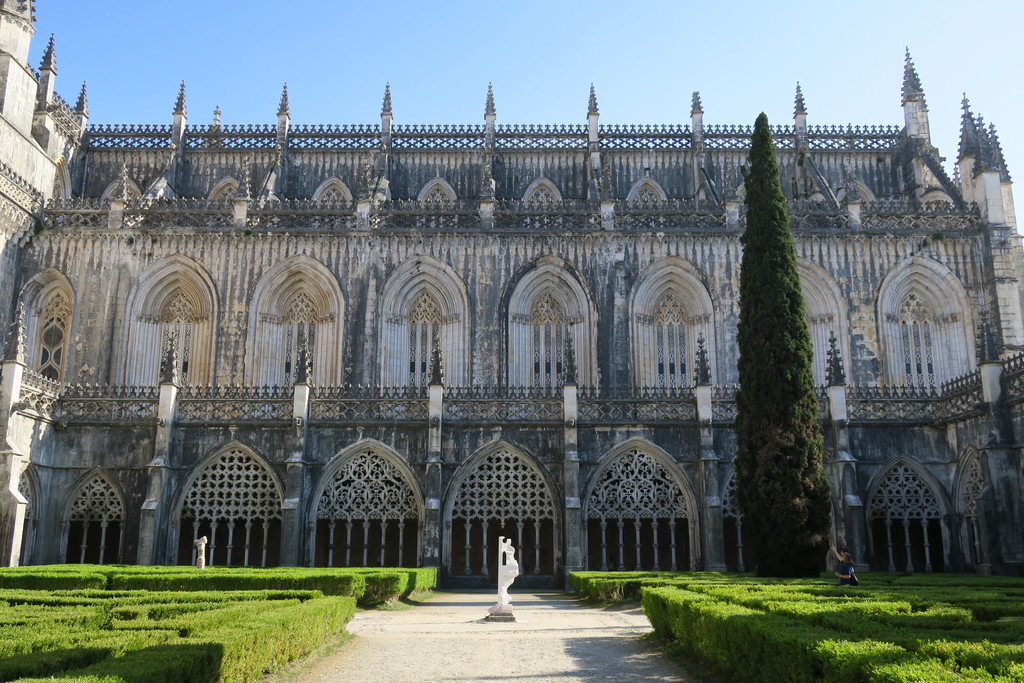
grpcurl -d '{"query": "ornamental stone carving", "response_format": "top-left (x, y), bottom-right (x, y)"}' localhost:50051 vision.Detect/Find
top-left (869, 463), bottom-right (941, 520)
top-left (182, 449), bottom-right (281, 523)
top-left (451, 450), bottom-right (554, 524)
top-left (587, 449), bottom-right (688, 520)
top-left (69, 476), bottom-right (123, 523)
top-left (316, 451), bottom-right (418, 522)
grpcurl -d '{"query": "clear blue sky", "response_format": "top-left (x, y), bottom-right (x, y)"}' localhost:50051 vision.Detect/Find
top-left (33, 0), bottom-right (1023, 185)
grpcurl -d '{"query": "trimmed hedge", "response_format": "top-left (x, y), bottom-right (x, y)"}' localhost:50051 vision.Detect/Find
top-left (574, 571), bottom-right (1024, 683)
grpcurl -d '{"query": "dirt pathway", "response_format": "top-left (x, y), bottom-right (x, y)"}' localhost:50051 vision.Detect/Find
top-left (287, 591), bottom-right (708, 682)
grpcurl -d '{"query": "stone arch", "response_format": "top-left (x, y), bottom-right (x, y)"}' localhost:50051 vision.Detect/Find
top-left (310, 440), bottom-right (423, 567)
top-left (523, 177), bottom-right (562, 202)
top-left (16, 464), bottom-right (36, 565)
top-left (629, 257), bottom-right (716, 388)
top-left (626, 176), bottom-right (668, 202)
top-left (921, 189), bottom-right (954, 207)
top-left (209, 177), bottom-right (238, 201)
top-left (866, 457), bottom-right (950, 572)
top-left (876, 256), bottom-right (975, 387)
top-left (172, 443), bottom-right (284, 567)
top-left (52, 158), bottom-right (71, 200)
top-left (312, 177), bottom-right (353, 202)
top-left (797, 259), bottom-right (850, 386)
top-left (378, 256), bottom-right (469, 387)
top-left (120, 255), bottom-right (217, 385)
top-left (100, 176), bottom-right (141, 202)
top-left (417, 177), bottom-right (457, 202)
top-left (837, 177), bottom-right (877, 204)
top-left (583, 439), bottom-right (695, 571)
top-left (719, 467), bottom-right (745, 572)
top-left (445, 441), bottom-right (559, 583)
top-left (953, 448), bottom-right (987, 568)
top-left (19, 269), bottom-right (73, 383)
top-left (506, 256), bottom-right (598, 388)
top-left (62, 470), bottom-right (124, 565)
top-left (245, 255), bottom-right (345, 386)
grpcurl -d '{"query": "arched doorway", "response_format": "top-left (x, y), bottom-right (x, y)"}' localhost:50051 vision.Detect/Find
top-left (869, 461), bottom-right (946, 572)
top-left (447, 447), bottom-right (557, 586)
top-left (176, 448), bottom-right (283, 567)
top-left (313, 449), bottom-right (420, 567)
top-left (585, 448), bottom-right (692, 571)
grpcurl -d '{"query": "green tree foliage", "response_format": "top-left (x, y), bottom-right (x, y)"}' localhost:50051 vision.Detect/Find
top-left (735, 113), bottom-right (831, 577)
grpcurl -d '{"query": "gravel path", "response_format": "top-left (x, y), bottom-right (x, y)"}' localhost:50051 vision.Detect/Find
top-left (288, 591), bottom-right (708, 682)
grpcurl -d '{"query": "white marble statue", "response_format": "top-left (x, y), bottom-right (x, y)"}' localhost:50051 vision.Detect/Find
top-left (488, 536), bottom-right (519, 616)
top-left (194, 535), bottom-right (208, 569)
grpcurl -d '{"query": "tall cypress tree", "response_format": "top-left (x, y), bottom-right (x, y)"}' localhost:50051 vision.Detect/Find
top-left (735, 113), bottom-right (831, 577)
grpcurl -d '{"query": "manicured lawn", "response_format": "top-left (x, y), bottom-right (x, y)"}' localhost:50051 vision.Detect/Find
top-left (570, 571), bottom-right (1024, 682)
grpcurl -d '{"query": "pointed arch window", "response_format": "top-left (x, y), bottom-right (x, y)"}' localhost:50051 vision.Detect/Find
top-left (160, 291), bottom-right (199, 383)
top-left (869, 463), bottom-right (944, 572)
top-left (319, 185), bottom-right (346, 201)
top-left (653, 292), bottom-right (688, 389)
top-left (634, 185), bottom-right (659, 202)
top-left (423, 183), bottom-right (454, 203)
top-left (66, 476), bottom-right (123, 564)
top-left (525, 185), bottom-right (556, 202)
top-left (958, 456), bottom-right (985, 567)
top-left (209, 180), bottom-right (237, 202)
top-left (282, 291), bottom-right (317, 383)
top-left (898, 292), bottom-right (935, 387)
top-left (407, 291), bottom-right (441, 387)
top-left (531, 292), bottom-right (567, 389)
top-left (37, 291), bottom-right (70, 382)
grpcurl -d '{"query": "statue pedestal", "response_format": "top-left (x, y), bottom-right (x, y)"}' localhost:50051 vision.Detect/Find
top-left (486, 602), bottom-right (515, 622)
top-left (487, 536), bottom-right (519, 622)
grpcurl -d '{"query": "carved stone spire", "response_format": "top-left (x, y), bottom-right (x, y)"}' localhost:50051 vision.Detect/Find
top-left (842, 163), bottom-right (861, 203)
top-left (690, 91), bottom-right (703, 115)
top-left (794, 82), bottom-right (806, 115)
top-left (588, 84), bottom-right (599, 114)
top-left (958, 94), bottom-right (980, 160)
top-left (826, 330), bottom-right (846, 386)
top-left (39, 33), bottom-right (56, 73)
top-left (978, 309), bottom-right (1001, 362)
top-left (118, 162), bottom-right (131, 202)
top-left (695, 333), bottom-right (711, 385)
top-left (236, 157), bottom-right (251, 200)
top-left (277, 83), bottom-right (289, 116)
top-left (485, 82), bottom-right (495, 116)
top-left (75, 82), bottom-right (88, 116)
top-left (381, 82), bottom-right (392, 115)
top-left (3, 304), bottom-right (26, 364)
top-left (986, 122), bottom-right (1011, 181)
top-left (212, 105), bottom-right (221, 127)
top-left (901, 48), bottom-right (925, 105)
top-left (159, 337), bottom-right (180, 385)
top-left (563, 334), bottom-right (577, 385)
top-left (429, 332), bottom-right (444, 385)
top-left (173, 80), bottom-right (187, 116)
top-left (294, 335), bottom-right (312, 384)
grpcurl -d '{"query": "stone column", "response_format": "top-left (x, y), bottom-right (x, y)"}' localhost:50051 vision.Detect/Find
top-left (562, 382), bottom-right (583, 580)
top-left (0, 359), bottom-right (26, 566)
top-left (136, 376), bottom-right (178, 565)
top-left (696, 382), bottom-right (725, 571)
top-left (826, 381), bottom-right (868, 570)
top-left (281, 381), bottom-right (308, 566)
top-left (422, 382), bottom-right (443, 569)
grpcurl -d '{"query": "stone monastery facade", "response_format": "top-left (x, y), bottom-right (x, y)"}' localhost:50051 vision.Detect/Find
top-left (0, 2), bottom-right (1022, 583)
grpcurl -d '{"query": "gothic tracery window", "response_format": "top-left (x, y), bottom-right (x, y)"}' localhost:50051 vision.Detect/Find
top-left (720, 473), bottom-right (745, 572)
top-left (525, 185), bottom-right (555, 203)
top-left (283, 291), bottom-right (317, 383)
top-left (315, 451), bottom-right (419, 567)
top-left (319, 185), bottom-right (346, 202)
top-left (898, 292), bottom-right (935, 387)
top-left (179, 449), bottom-right (282, 567)
top-left (66, 476), bottom-right (123, 565)
top-left (634, 185), bottom-right (659, 202)
top-left (586, 449), bottom-right (690, 571)
top-left (530, 292), bottom-right (567, 389)
top-left (408, 291), bottom-right (441, 387)
top-left (423, 184), bottom-right (454, 203)
top-left (959, 456), bottom-right (985, 567)
top-left (37, 291), bottom-right (70, 382)
top-left (869, 463), bottom-right (944, 572)
top-left (160, 290), bottom-right (198, 383)
top-left (210, 182), bottom-right (237, 202)
top-left (653, 292), bottom-right (687, 389)
top-left (451, 450), bottom-right (555, 578)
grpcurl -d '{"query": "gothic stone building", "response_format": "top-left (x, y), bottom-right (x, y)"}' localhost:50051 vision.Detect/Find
top-left (0, 4), bottom-right (1022, 584)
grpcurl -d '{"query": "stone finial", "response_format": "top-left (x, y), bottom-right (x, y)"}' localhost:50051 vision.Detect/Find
top-left (381, 83), bottom-right (392, 115)
top-left (485, 82), bottom-right (495, 116)
top-left (212, 105), bottom-right (221, 127)
top-left (173, 81), bottom-right (187, 116)
top-left (118, 163), bottom-right (131, 202)
top-left (4, 304), bottom-right (26, 364)
top-left (987, 123), bottom-right (1011, 181)
top-left (39, 33), bottom-right (56, 73)
top-left (294, 335), bottom-right (311, 384)
top-left (588, 84), bottom-right (599, 115)
top-left (563, 334), bottom-right (577, 385)
top-left (277, 83), bottom-right (289, 116)
top-left (794, 82), bottom-right (806, 116)
top-left (691, 91), bottom-right (703, 115)
top-left (695, 333), bottom-right (711, 385)
top-left (826, 330), bottom-right (846, 386)
top-left (75, 82), bottom-right (88, 116)
top-left (429, 332), bottom-right (444, 385)
top-left (600, 161), bottom-right (613, 196)
top-left (236, 157), bottom-right (251, 200)
top-left (958, 94), bottom-right (980, 160)
top-left (901, 48), bottom-right (925, 106)
top-left (842, 164), bottom-right (861, 203)
top-left (480, 158), bottom-right (495, 200)
top-left (159, 339), bottom-right (180, 385)
top-left (978, 309), bottom-right (1001, 362)
top-left (721, 163), bottom-right (738, 201)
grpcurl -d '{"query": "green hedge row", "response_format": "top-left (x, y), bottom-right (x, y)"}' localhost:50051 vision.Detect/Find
top-left (570, 571), bottom-right (1024, 682)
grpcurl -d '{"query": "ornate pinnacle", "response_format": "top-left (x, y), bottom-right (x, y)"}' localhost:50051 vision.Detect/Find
top-left (277, 83), bottom-right (289, 116)
top-left (159, 337), bottom-right (180, 385)
top-left (987, 123), bottom-right (1010, 180)
top-left (381, 83), bottom-right (392, 115)
top-left (39, 33), bottom-right (56, 73)
top-left (485, 82), bottom-right (495, 116)
top-left (294, 335), bottom-right (311, 384)
top-left (118, 163), bottom-right (130, 202)
top-left (690, 91), bottom-right (703, 116)
top-left (75, 82), bottom-right (88, 116)
top-left (843, 164), bottom-right (861, 203)
top-left (236, 157), bottom-right (251, 200)
top-left (563, 334), bottom-right (577, 385)
top-left (588, 84), bottom-right (598, 115)
top-left (212, 105), bottom-right (221, 127)
top-left (3, 304), bottom-right (26, 364)
top-left (695, 334), bottom-right (711, 385)
top-left (173, 81), bottom-right (187, 116)
top-left (794, 82), bottom-right (806, 116)
top-left (429, 332), bottom-right (444, 385)
top-left (826, 330), bottom-right (846, 386)
top-left (978, 309), bottom-right (1001, 362)
top-left (958, 93), bottom-right (980, 160)
top-left (901, 48), bottom-right (925, 105)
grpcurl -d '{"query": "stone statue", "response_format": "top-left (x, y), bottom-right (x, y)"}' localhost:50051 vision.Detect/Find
top-left (194, 536), bottom-right (208, 569)
top-left (487, 536), bottom-right (519, 620)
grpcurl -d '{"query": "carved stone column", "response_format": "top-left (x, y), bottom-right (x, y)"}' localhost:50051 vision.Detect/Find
top-left (0, 358), bottom-right (26, 566)
top-left (281, 381), bottom-right (309, 566)
top-left (137, 373), bottom-right (178, 565)
top-left (562, 382), bottom-right (583, 580)
top-left (696, 381), bottom-right (725, 571)
top-left (422, 382), bottom-right (443, 569)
